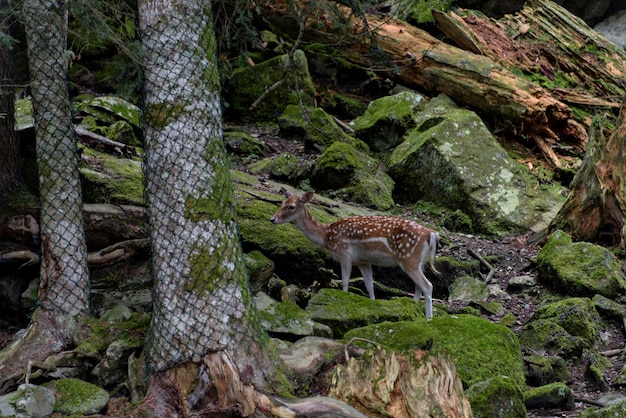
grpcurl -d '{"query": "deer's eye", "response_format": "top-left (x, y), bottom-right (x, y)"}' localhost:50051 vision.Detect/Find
top-left (288, 204), bottom-right (296, 211)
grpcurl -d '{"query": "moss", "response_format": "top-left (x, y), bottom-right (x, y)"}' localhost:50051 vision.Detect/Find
top-left (76, 313), bottom-right (149, 358)
top-left (465, 375), bottom-right (526, 418)
top-left (44, 378), bottom-right (109, 415)
top-left (306, 289), bottom-right (424, 338)
top-left (538, 231), bottom-right (626, 298)
top-left (523, 382), bottom-right (574, 410)
top-left (79, 144), bottom-right (144, 205)
top-left (344, 314), bottom-right (525, 389)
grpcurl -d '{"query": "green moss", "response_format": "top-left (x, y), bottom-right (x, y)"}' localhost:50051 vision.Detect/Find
top-left (344, 314), bottom-right (524, 389)
top-left (144, 101), bottom-right (186, 130)
top-left (76, 313), bottom-right (149, 358)
top-left (537, 231), bottom-right (626, 298)
top-left (44, 378), bottom-right (109, 415)
top-left (79, 144), bottom-right (144, 204)
top-left (466, 375), bottom-right (526, 418)
top-left (306, 289), bottom-right (424, 338)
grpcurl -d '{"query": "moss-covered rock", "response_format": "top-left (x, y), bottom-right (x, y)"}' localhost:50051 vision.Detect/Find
top-left (579, 399), bottom-right (626, 417)
top-left (312, 141), bottom-right (395, 210)
top-left (248, 152), bottom-right (313, 182)
top-left (343, 313), bottom-right (525, 390)
top-left (224, 130), bottom-right (271, 159)
top-left (352, 90), bottom-right (426, 151)
top-left (278, 104), bottom-right (368, 151)
top-left (44, 378), bottom-right (109, 415)
top-left (465, 375), bottom-right (526, 418)
top-left (306, 289), bottom-right (424, 338)
top-left (519, 297), bottom-right (603, 358)
top-left (448, 275), bottom-right (490, 302)
top-left (593, 294), bottom-right (626, 320)
top-left (537, 230), bottom-right (626, 299)
top-left (255, 292), bottom-right (332, 339)
top-left (523, 382), bottom-right (575, 411)
top-left (388, 95), bottom-right (565, 236)
top-left (524, 354), bottom-right (571, 386)
top-left (79, 144), bottom-right (144, 205)
top-left (224, 50), bottom-right (316, 121)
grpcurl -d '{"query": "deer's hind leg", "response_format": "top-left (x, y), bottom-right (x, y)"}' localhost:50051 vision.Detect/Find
top-left (357, 264), bottom-right (376, 299)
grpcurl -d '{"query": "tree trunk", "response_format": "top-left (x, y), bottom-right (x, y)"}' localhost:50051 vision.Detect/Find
top-left (138, 0), bottom-right (282, 413)
top-left (329, 348), bottom-right (473, 418)
top-left (547, 97), bottom-right (626, 247)
top-left (257, 0), bottom-right (626, 166)
top-left (0, 0), bottom-right (91, 392)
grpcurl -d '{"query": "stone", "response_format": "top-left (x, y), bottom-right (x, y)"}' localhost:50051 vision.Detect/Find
top-left (537, 230), bottom-right (626, 299)
top-left (255, 292), bottom-right (332, 339)
top-left (387, 95), bottom-right (565, 235)
top-left (594, 10), bottom-right (626, 49)
top-left (0, 384), bottom-right (56, 418)
top-left (43, 378), bottom-right (109, 416)
top-left (523, 382), bottom-right (575, 411)
top-left (352, 90), bottom-right (426, 151)
top-left (465, 375), bottom-right (526, 418)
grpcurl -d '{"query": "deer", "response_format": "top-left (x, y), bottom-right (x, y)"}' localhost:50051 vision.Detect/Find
top-left (270, 189), bottom-right (441, 319)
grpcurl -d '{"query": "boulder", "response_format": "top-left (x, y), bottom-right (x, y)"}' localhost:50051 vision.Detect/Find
top-left (255, 292), bottom-right (332, 340)
top-left (352, 90), bottom-right (426, 151)
top-left (43, 378), bottom-right (109, 416)
top-left (388, 95), bottom-right (565, 235)
top-left (224, 130), bottom-right (271, 159)
top-left (0, 384), bottom-right (55, 418)
top-left (223, 50), bottom-right (316, 121)
top-left (278, 105), bottom-right (368, 152)
top-left (519, 297), bottom-right (603, 358)
top-left (537, 230), bottom-right (626, 299)
top-left (245, 250), bottom-right (275, 294)
top-left (465, 375), bottom-right (526, 418)
top-left (305, 289), bottom-right (424, 338)
top-left (523, 382), bottom-right (575, 411)
top-left (312, 142), bottom-right (395, 210)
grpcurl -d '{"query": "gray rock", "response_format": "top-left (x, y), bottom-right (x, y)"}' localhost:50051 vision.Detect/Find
top-left (594, 10), bottom-right (626, 49)
top-left (0, 384), bottom-right (55, 418)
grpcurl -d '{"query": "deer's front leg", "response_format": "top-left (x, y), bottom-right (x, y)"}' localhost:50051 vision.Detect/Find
top-left (339, 258), bottom-right (352, 293)
top-left (357, 264), bottom-right (376, 299)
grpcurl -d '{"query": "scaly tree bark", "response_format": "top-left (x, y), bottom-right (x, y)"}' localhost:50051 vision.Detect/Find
top-left (138, 0), bottom-right (285, 414)
top-left (548, 97), bottom-right (626, 247)
top-left (258, 0), bottom-right (603, 167)
top-left (0, 0), bottom-right (90, 392)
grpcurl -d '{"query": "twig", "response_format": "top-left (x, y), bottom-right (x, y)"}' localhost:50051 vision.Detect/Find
top-left (467, 248), bottom-right (495, 283)
top-left (344, 337), bottom-right (381, 363)
top-left (600, 348), bottom-right (623, 357)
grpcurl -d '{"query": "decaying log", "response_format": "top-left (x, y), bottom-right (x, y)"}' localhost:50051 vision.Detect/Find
top-left (259, 0), bottom-right (600, 165)
top-left (547, 97), bottom-right (626, 247)
top-left (329, 348), bottom-right (472, 418)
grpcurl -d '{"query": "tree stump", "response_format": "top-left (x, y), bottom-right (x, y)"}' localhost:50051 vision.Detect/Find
top-left (329, 348), bottom-right (473, 418)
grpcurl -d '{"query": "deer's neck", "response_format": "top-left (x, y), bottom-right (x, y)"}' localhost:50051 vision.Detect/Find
top-left (294, 208), bottom-right (328, 247)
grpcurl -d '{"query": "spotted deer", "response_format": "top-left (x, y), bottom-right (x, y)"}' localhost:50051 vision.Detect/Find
top-left (270, 189), bottom-right (440, 319)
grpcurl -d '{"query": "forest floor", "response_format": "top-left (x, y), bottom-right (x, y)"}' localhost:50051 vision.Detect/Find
top-left (234, 122), bottom-right (626, 418)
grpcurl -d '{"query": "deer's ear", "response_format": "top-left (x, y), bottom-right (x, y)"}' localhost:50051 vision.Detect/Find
top-left (280, 188), bottom-right (292, 198)
top-left (301, 191), bottom-right (315, 203)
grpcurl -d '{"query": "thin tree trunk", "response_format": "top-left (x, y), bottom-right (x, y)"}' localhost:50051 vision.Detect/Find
top-left (0, 0), bottom-right (90, 392)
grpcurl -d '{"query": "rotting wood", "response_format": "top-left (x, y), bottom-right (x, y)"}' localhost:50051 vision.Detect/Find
top-left (259, 0), bottom-right (593, 165)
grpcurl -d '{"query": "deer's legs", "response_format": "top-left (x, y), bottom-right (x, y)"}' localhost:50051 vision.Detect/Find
top-left (406, 263), bottom-right (433, 320)
top-left (357, 264), bottom-right (376, 299)
top-left (339, 258), bottom-right (353, 293)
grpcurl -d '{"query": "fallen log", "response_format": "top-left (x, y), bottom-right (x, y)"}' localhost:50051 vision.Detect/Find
top-left (258, 0), bottom-right (617, 165)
